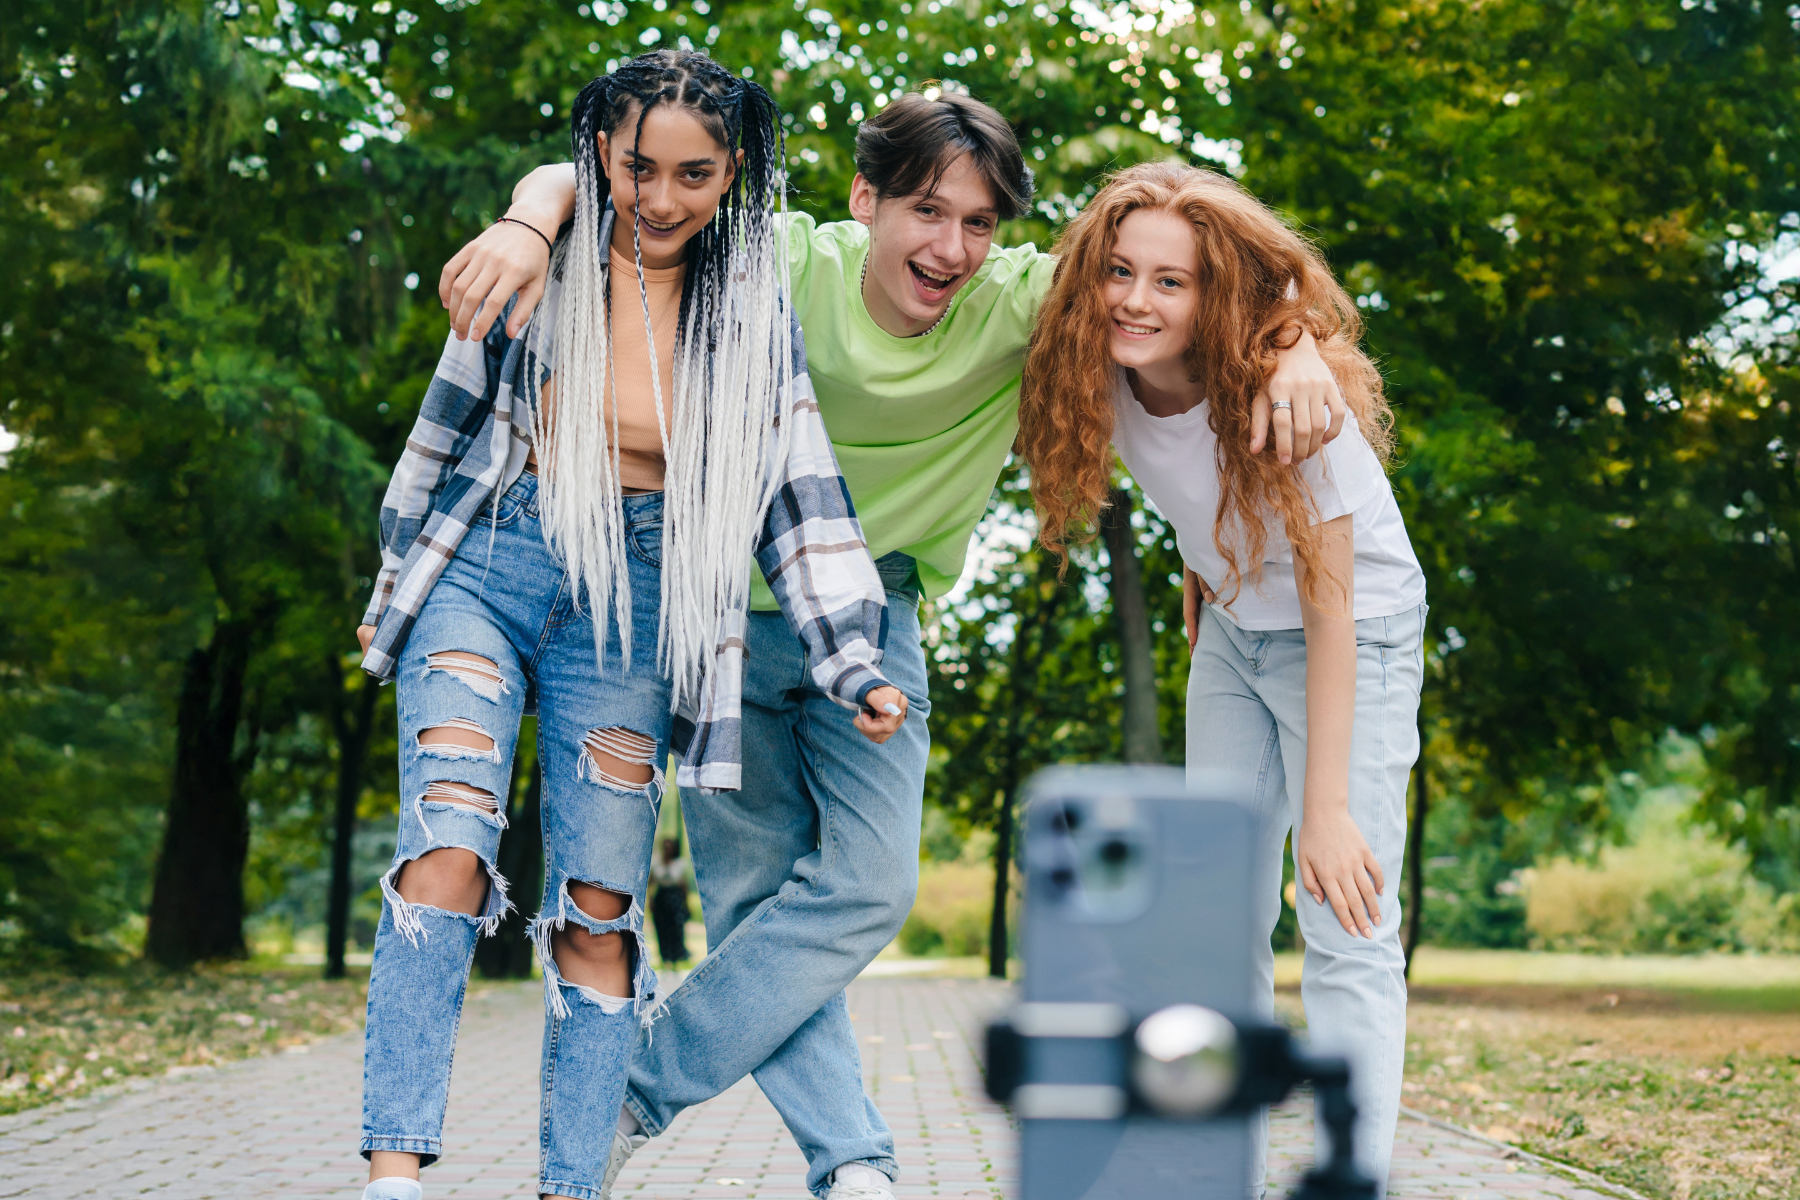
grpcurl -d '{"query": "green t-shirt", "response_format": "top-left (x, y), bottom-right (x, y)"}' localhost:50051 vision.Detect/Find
top-left (750, 212), bottom-right (1056, 609)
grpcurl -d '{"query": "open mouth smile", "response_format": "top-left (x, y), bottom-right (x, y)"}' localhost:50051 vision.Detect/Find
top-left (908, 261), bottom-right (959, 296)
top-left (638, 215), bottom-right (684, 235)
top-left (1114, 319), bottom-right (1160, 337)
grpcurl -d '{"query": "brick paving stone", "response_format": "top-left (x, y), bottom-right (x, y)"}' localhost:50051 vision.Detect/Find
top-left (0, 975), bottom-right (1624, 1200)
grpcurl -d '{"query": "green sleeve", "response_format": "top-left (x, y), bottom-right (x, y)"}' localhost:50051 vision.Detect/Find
top-left (782, 210), bottom-right (817, 303)
top-left (1014, 245), bottom-right (1058, 329)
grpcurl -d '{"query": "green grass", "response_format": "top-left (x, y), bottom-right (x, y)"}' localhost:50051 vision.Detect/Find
top-left (0, 958), bottom-right (368, 1116)
top-left (1267, 948), bottom-right (1800, 1200)
top-left (1274, 947), bottom-right (1800, 1011)
top-left (8, 945), bottom-right (1795, 1199)
top-left (1400, 997), bottom-right (1797, 1200)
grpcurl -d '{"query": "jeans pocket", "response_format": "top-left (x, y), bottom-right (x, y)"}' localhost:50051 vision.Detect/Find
top-left (627, 519), bottom-right (664, 570)
top-left (473, 478), bottom-right (532, 530)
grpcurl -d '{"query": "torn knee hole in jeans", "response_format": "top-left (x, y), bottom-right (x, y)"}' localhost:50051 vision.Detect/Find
top-left (423, 651), bottom-right (509, 703)
top-left (577, 726), bottom-right (661, 794)
top-left (418, 718), bottom-right (499, 762)
top-left (531, 878), bottom-right (654, 1021)
top-left (381, 847), bottom-right (512, 945)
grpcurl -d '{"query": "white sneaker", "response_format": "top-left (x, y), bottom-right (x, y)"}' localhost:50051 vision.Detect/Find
top-left (824, 1165), bottom-right (895, 1200)
top-left (361, 1180), bottom-right (422, 1200)
top-left (597, 1128), bottom-right (649, 1200)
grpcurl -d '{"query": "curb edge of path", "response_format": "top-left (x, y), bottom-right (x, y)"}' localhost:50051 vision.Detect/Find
top-left (1398, 1104), bottom-right (1653, 1200)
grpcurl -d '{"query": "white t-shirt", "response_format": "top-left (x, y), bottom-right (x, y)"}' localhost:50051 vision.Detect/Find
top-left (1109, 370), bottom-right (1426, 631)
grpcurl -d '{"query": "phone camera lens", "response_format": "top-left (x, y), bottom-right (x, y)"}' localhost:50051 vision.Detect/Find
top-left (1099, 838), bottom-right (1131, 866)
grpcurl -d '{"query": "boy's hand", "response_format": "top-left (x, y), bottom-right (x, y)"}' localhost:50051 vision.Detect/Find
top-left (441, 163), bottom-right (576, 341)
top-left (440, 218), bottom-right (553, 342)
top-left (1295, 805), bottom-right (1385, 939)
top-left (1251, 329), bottom-right (1344, 464)
top-left (855, 685), bottom-right (909, 744)
top-left (356, 624), bottom-right (376, 655)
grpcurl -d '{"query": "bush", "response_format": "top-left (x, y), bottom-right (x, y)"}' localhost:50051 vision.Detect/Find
top-left (1524, 803), bottom-right (1798, 953)
top-left (1414, 794), bottom-right (1537, 950)
top-left (898, 859), bottom-right (995, 957)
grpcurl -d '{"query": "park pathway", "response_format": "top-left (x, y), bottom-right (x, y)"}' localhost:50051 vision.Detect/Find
top-left (0, 975), bottom-right (1627, 1200)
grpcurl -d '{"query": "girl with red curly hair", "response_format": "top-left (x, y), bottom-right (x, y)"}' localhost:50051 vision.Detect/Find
top-left (1018, 161), bottom-right (1427, 1195)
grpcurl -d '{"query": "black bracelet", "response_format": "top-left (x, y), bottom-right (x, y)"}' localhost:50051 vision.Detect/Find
top-left (494, 216), bottom-right (553, 256)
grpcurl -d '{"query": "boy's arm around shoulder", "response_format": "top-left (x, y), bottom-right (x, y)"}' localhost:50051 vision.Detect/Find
top-left (440, 162), bottom-right (573, 340)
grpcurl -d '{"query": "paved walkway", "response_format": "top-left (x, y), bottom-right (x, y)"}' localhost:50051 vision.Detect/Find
top-left (0, 976), bottom-right (1624, 1200)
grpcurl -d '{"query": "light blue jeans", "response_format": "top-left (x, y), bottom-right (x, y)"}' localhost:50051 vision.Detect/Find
top-left (361, 474), bottom-right (668, 1200)
top-left (1186, 601), bottom-right (1425, 1198)
top-left (623, 558), bottom-right (930, 1197)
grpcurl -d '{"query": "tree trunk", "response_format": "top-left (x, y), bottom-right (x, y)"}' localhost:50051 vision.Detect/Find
top-left (145, 617), bottom-right (260, 967)
top-left (325, 666), bottom-right (381, 980)
top-left (1101, 486), bottom-right (1163, 764)
top-left (987, 782), bottom-right (1015, 980)
top-left (988, 556), bottom-right (1067, 978)
top-left (475, 744), bottom-right (543, 980)
top-left (1403, 708), bottom-right (1429, 978)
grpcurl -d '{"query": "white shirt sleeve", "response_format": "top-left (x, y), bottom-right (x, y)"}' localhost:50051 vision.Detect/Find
top-left (1296, 410), bottom-right (1383, 525)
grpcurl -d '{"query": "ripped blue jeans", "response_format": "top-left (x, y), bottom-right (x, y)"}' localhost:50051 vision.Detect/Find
top-left (361, 473), bottom-right (668, 1200)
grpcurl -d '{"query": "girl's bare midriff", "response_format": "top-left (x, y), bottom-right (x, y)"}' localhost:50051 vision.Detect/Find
top-left (527, 246), bottom-right (684, 495)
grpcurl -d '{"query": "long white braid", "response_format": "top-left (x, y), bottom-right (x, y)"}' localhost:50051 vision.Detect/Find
top-left (524, 55), bottom-right (791, 713)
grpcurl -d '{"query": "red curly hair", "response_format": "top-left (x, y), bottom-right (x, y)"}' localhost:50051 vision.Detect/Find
top-left (1017, 161), bottom-right (1389, 613)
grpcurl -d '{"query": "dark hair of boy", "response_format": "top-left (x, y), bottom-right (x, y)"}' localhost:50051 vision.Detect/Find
top-left (853, 89), bottom-right (1034, 220)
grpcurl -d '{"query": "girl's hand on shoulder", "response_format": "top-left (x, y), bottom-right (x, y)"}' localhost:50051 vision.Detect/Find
top-left (855, 685), bottom-right (909, 744)
top-left (1295, 804), bottom-right (1385, 939)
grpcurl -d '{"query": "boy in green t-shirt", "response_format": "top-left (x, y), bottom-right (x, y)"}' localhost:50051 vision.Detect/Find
top-left (438, 92), bottom-right (1338, 1200)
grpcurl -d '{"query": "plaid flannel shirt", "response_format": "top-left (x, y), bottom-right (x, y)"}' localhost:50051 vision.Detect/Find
top-left (360, 232), bottom-right (891, 793)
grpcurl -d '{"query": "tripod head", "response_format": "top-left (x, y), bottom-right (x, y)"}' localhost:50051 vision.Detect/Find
top-left (987, 1004), bottom-right (1377, 1200)
top-left (1287, 1054), bottom-right (1378, 1200)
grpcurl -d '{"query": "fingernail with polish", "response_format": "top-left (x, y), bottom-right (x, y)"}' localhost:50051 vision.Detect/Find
top-left (882, 703), bottom-right (901, 716)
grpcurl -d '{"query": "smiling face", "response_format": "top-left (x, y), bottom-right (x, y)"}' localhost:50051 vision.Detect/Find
top-left (596, 102), bottom-right (739, 269)
top-left (849, 153), bottom-right (999, 337)
top-left (1104, 207), bottom-right (1202, 388)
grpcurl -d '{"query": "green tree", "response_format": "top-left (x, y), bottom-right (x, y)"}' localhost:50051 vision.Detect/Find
top-left (1217, 0), bottom-right (1800, 899)
top-left (1, 1), bottom-right (395, 962)
top-left (923, 468), bottom-right (1188, 971)
top-left (8, 0), bottom-right (1797, 965)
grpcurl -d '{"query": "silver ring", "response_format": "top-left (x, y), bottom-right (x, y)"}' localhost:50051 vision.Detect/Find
top-left (1271, 400), bottom-right (1292, 411)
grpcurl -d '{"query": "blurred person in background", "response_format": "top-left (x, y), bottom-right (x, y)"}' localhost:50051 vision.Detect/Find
top-left (650, 836), bottom-right (691, 967)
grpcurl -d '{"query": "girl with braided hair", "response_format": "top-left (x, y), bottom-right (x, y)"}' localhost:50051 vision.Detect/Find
top-left (353, 50), bottom-right (907, 1200)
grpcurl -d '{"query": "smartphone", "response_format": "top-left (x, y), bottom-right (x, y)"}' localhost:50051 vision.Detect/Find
top-left (1017, 765), bottom-right (1257, 1200)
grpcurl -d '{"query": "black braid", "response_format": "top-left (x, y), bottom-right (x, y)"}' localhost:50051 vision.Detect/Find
top-left (569, 50), bottom-right (786, 349)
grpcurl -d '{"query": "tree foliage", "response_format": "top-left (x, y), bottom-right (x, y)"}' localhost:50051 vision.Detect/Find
top-left (2, 0), bottom-right (1796, 959)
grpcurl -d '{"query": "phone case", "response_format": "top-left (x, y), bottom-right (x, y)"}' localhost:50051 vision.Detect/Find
top-left (1018, 765), bottom-right (1259, 1200)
